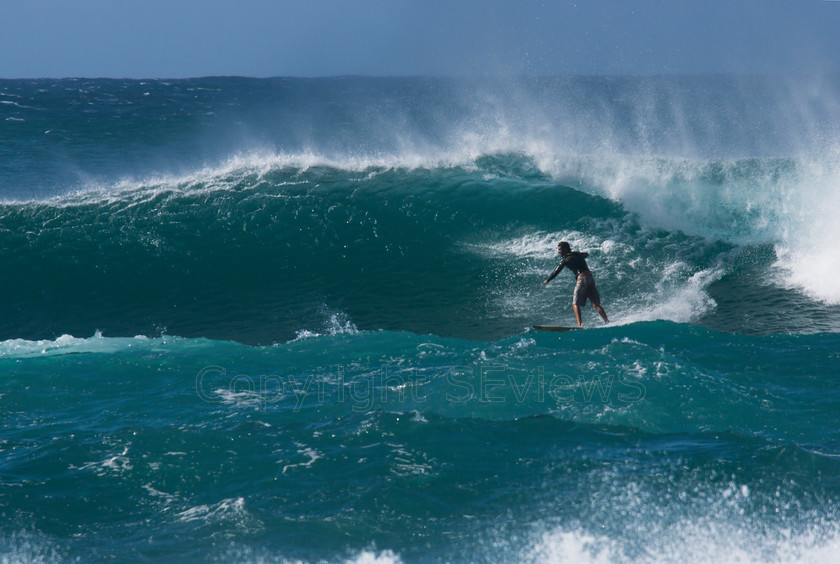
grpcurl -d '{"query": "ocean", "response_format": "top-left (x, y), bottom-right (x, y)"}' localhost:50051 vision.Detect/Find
top-left (1, 75), bottom-right (840, 563)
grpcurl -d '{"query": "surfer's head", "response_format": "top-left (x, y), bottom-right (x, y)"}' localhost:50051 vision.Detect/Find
top-left (558, 241), bottom-right (571, 256)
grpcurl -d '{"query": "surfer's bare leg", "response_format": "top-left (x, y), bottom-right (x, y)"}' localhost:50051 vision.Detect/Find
top-left (594, 304), bottom-right (609, 324)
top-left (572, 305), bottom-right (583, 327)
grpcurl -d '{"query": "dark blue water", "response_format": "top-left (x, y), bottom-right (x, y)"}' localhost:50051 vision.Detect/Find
top-left (1, 76), bottom-right (840, 563)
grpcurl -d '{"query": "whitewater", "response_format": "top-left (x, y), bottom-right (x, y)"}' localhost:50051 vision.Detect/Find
top-left (1, 76), bottom-right (840, 563)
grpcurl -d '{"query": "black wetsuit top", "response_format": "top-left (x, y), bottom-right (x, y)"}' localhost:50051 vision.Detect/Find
top-left (545, 252), bottom-right (590, 283)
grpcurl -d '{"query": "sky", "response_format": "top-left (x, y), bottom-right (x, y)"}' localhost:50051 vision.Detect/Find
top-left (2, 0), bottom-right (840, 78)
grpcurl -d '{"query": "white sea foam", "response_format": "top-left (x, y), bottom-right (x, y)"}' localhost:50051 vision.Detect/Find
top-left (520, 523), bottom-right (840, 564)
top-left (346, 550), bottom-right (403, 564)
top-left (326, 312), bottom-right (359, 335)
top-left (510, 466), bottom-right (840, 564)
top-left (213, 387), bottom-right (262, 409)
top-left (281, 443), bottom-right (323, 474)
top-left (771, 153), bottom-right (840, 305)
top-left (476, 231), bottom-right (625, 261)
top-left (72, 445), bottom-right (133, 476)
top-left (0, 531), bottom-right (64, 564)
top-left (0, 332), bottom-right (213, 359)
top-left (7, 148), bottom-right (484, 208)
top-left (175, 497), bottom-right (262, 531)
top-left (614, 266), bottom-right (723, 326)
top-left (0, 332), bottom-right (149, 359)
top-left (290, 311), bottom-right (360, 342)
top-left (526, 530), bottom-right (617, 564)
top-left (211, 546), bottom-right (403, 564)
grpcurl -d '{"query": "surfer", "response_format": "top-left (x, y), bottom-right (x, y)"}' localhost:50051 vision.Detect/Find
top-left (543, 241), bottom-right (609, 327)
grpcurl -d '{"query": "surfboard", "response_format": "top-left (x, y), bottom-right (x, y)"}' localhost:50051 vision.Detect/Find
top-left (532, 325), bottom-right (579, 332)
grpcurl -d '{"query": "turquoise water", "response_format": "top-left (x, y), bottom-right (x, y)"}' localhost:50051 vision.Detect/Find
top-left (2, 77), bottom-right (840, 562)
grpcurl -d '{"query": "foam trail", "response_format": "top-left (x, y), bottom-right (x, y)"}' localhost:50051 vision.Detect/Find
top-left (615, 267), bottom-right (723, 326)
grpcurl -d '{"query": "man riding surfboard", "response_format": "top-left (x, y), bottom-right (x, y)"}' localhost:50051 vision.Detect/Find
top-left (543, 241), bottom-right (609, 327)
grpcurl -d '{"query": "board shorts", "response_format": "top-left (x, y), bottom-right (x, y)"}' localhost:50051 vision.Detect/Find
top-left (573, 273), bottom-right (601, 307)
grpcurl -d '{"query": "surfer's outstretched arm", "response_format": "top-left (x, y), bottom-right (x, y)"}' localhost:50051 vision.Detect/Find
top-left (543, 262), bottom-right (565, 285)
